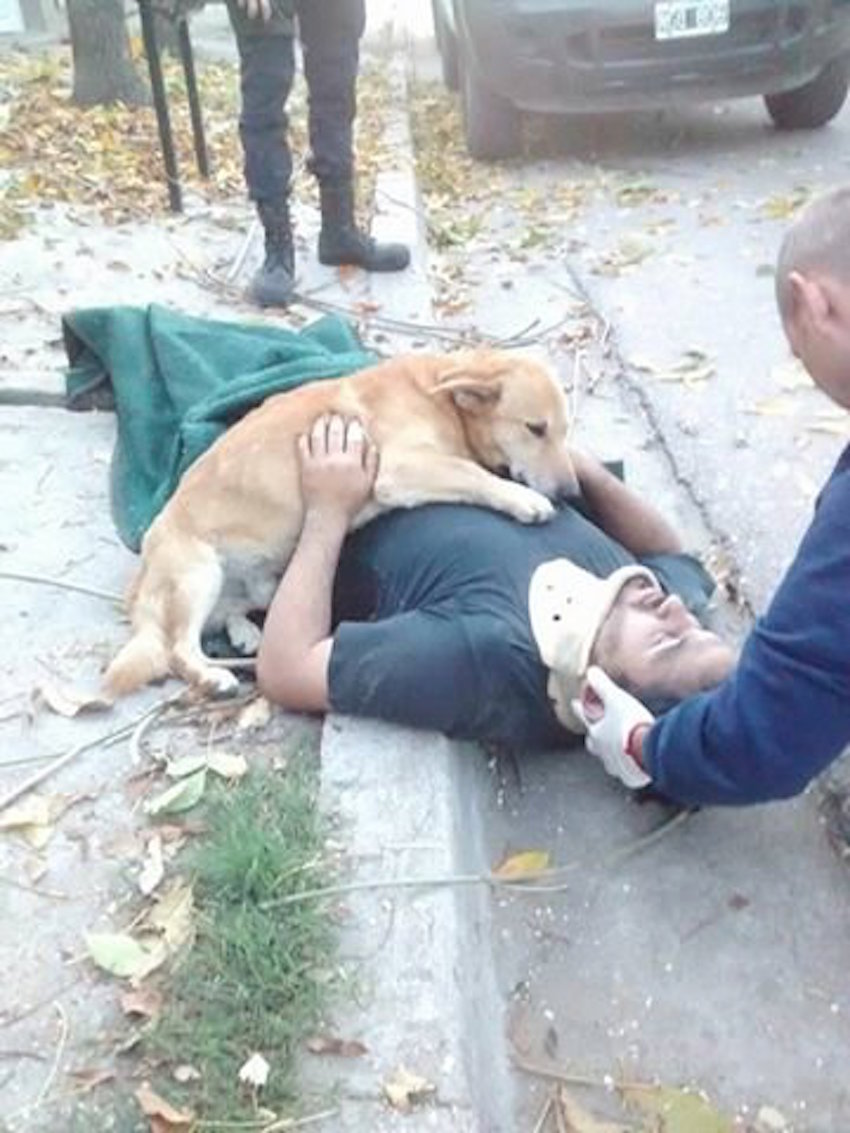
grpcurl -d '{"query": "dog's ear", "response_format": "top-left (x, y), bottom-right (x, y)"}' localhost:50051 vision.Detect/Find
top-left (431, 358), bottom-right (505, 413)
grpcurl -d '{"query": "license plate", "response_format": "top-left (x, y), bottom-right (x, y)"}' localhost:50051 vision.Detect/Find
top-left (654, 0), bottom-right (730, 41)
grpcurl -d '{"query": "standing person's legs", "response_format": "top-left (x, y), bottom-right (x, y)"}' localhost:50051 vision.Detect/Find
top-left (296, 0), bottom-right (409, 272)
top-left (226, 0), bottom-right (298, 305)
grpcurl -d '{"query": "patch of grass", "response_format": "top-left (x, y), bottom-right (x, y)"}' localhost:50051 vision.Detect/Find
top-left (148, 753), bottom-right (335, 1121)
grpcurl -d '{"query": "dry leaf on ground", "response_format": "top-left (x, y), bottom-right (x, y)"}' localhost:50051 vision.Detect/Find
top-left (556, 1085), bottom-right (630, 1132)
top-left (121, 986), bottom-right (164, 1020)
top-left (139, 834), bottom-right (165, 896)
top-left (493, 849), bottom-right (551, 880)
top-left (86, 932), bottom-right (157, 980)
top-left (237, 696), bottom-right (272, 731)
top-left (746, 394), bottom-right (797, 417)
top-left (67, 1067), bottom-right (115, 1095)
top-left (382, 1065), bottom-right (437, 1112)
top-left (145, 769), bottom-right (207, 817)
top-left (146, 879), bottom-right (195, 953)
top-left (306, 1034), bottom-right (368, 1058)
top-left (33, 678), bottom-right (112, 717)
top-left (135, 1082), bottom-right (194, 1133)
top-left (0, 793), bottom-right (68, 849)
top-left (166, 754), bottom-right (208, 780)
top-left (207, 750), bottom-right (249, 781)
top-left (622, 1084), bottom-right (732, 1133)
top-left (173, 1064), bottom-right (202, 1084)
top-left (238, 1052), bottom-right (270, 1089)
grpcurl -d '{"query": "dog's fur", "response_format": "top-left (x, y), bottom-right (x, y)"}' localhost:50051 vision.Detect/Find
top-left (104, 349), bottom-right (578, 697)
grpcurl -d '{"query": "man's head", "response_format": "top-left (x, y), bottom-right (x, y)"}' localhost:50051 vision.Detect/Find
top-left (590, 573), bottom-right (734, 714)
top-left (529, 560), bottom-right (734, 732)
top-left (775, 187), bottom-right (850, 409)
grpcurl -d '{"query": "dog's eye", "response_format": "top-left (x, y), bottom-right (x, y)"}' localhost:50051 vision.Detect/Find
top-left (526, 421), bottom-right (547, 438)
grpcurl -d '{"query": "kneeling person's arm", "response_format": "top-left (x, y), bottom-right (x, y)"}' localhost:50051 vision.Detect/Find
top-left (257, 415), bottom-right (378, 712)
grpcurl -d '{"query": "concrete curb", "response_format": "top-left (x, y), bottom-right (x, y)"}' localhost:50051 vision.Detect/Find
top-left (313, 31), bottom-right (514, 1131)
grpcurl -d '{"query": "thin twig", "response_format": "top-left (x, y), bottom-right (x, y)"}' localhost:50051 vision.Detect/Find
top-left (531, 1092), bottom-right (554, 1133)
top-left (263, 809), bottom-right (691, 908)
top-left (0, 569), bottom-right (123, 605)
top-left (512, 1054), bottom-right (656, 1094)
top-left (35, 1003), bottom-right (67, 1107)
top-left (197, 1109), bottom-right (340, 1131)
top-left (0, 694), bottom-right (177, 815)
top-left (0, 874), bottom-right (73, 902)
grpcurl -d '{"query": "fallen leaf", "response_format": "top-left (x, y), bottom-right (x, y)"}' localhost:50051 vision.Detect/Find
top-left (623, 1085), bottom-right (732, 1133)
top-left (145, 769), bottom-right (207, 817)
top-left (306, 1034), bottom-right (368, 1058)
top-left (33, 679), bottom-right (112, 718)
top-left (762, 187), bottom-right (810, 221)
top-left (238, 1052), bottom-right (270, 1089)
top-left (382, 1065), bottom-right (437, 1112)
top-left (557, 1085), bottom-right (629, 1132)
top-left (146, 880), bottom-right (195, 954)
top-left (0, 793), bottom-right (68, 849)
top-left (135, 1082), bottom-right (194, 1132)
top-left (173, 1064), bottom-right (202, 1083)
top-left (207, 750), bottom-right (249, 781)
top-left (166, 754), bottom-right (208, 779)
top-left (86, 932), bottom-right (155, 980)
top-left (139, 834), bottom-right (165, 896)
top-left (755, 1105), bottom-right (789, 1132)
top-left (121, 986), bottom-right (164, 1020)
top-left (68, 1067), bottom-right (115, 1095)
top-left (746, 394), bottom-right (797, 417)
top-left (493, 849), bottom-right (551, 880)
top-left (237, 696), bottom-right (272, 731)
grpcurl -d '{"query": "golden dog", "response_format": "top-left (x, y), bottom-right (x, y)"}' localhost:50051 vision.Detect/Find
top-left (104, 349), bottom-right (578, 696)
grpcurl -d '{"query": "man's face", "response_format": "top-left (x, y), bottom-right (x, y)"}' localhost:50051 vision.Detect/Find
top-left (593, 576), bottom-right (735, 704)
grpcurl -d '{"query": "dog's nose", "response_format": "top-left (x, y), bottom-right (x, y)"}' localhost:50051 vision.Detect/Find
top-left (555, 478), bottom-right (581, 504)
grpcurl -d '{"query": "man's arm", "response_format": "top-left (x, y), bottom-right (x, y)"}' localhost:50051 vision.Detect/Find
top-left (576, 458), bottom-right (850, 805)
top-left (572, 450), bottom-right (683, 557)
top-left (256, 415), bottom-right (378, 712)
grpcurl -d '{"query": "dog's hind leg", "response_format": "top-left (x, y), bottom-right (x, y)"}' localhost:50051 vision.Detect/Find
top-left (169, 546), bottom-right (240, 697)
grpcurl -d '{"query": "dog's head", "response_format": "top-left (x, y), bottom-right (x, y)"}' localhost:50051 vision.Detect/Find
top-left (432, 350), bottom-right (579, 500)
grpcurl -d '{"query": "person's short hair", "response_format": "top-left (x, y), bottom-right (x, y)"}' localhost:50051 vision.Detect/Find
top-left (776, 186), bottom-right (850, 320)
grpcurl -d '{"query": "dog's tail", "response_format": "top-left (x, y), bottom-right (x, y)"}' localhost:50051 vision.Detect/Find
top-left (103, 569), bottom-right (171, 697)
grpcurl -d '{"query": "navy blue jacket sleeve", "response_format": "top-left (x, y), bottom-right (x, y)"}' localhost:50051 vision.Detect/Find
top-left (644, 446), bottom-right (850, 806)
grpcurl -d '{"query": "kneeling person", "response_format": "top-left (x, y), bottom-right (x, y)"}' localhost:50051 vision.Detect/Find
top-left (256, 414), bottom-right (734, 750)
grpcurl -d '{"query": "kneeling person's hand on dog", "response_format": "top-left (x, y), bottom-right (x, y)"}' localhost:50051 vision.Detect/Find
top-left (298, 414), bottom-right (379, 525)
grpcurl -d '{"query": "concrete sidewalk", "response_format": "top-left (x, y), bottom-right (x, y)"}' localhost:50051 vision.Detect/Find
top-left (1, 9), bottom-right (849, 1132)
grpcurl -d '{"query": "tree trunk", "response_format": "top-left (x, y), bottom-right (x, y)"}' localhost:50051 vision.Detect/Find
top-left (68, 0), bottom-right (151, 108)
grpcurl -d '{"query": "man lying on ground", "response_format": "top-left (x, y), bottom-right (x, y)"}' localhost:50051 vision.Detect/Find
top-left (256, 414), bottom-right (734, 754)
top-left (575, 186), bottom-right (850, 805)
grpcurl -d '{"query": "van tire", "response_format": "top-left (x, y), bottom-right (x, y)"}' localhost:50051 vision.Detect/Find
top-left (765, 57), bottom-right (850, 130)
top-left (461, 60), bottom-right (522, 160)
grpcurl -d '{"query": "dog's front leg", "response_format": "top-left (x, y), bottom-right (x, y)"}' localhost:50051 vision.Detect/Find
top-left (374, 456), bottom-right (555, 523)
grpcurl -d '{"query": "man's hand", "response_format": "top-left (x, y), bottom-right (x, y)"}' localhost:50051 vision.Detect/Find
top-left (236, 0), bottom-right (272, 21)
top-left (298, 414), bottom-right (379, 527)
top-left (572, 666), bottom-right (654, 790)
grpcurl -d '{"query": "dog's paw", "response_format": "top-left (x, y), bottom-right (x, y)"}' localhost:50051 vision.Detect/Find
top-left (200, 666), bottom-right (241, 698)
top-left (503, 483), bottom-right (556, 524)
top-left (226, 615), bottom-right (262, 657)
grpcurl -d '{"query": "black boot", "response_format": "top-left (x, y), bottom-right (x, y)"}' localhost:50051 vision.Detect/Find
top-left (318, 180), bottom-right (410, 272)
top-left (250, 200), bottom-right (295, 307)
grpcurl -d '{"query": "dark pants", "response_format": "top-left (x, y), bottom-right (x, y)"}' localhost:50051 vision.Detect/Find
top-left (226, 0), bottom-right (367, 204)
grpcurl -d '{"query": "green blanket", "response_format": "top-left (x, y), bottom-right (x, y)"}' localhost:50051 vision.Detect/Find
top-left (63, 305), bottom-right (376, 552)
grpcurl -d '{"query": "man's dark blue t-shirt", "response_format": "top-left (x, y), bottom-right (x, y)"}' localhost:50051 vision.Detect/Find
top-left (328, 502), bottom-right (714, 749)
